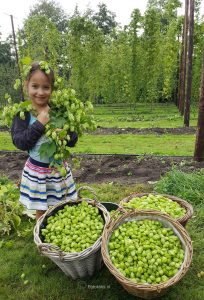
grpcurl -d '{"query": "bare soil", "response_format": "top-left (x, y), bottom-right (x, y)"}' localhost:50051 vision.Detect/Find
top-left (91, 126), bottom-right (197, 135)
top-left (0, 152), bottom-right (204, 186)
top-left (0, 126), bottom-right (202, 185)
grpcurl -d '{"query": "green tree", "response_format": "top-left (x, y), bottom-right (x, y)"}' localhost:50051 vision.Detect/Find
top-left (161, 0), bottom-right (181, 101)
top-left (0, 38), bottom-right (19, 106)
top-left (12, 0), bottom-right (204, 107)
top-left (142, 5), bottom-right (162, 102)
top-left (0, 41), bottom-right (12, 64)
top-left (92, 3), bottom-right (118, 35)
top-left (191, 0), bottom-right (204, 102)
top-left (28, 0), bottom-right (68, 32)
top-left (18, 15), bottom-right (61, 72)
top-left (20, 0), bottom-right (69, 77)
top-left (129, 9), bottom-right (143, 103)
top-left (67, 14), bottom-right (104, 102)
top-left (101, 31), bottom-right (132, 104)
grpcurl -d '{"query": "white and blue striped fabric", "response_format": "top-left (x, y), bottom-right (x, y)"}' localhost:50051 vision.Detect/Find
top-left (19, 157), bottom-right (77, 210)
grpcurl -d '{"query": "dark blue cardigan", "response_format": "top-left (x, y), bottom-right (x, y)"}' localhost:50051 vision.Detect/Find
top-left (11, 111), bottom-right (78, 151)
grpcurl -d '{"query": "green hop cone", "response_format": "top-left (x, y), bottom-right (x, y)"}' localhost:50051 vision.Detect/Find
top-left (60, 167), bottom-right (67, 177)
top-left (20, 111), bottom-right (25, 120)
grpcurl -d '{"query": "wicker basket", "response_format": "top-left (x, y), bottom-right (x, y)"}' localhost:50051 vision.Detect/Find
top-left (34, 186), bottom-right (110, 279)
top-left (101, 208), bottom-right (193, 299)
top-left (120, 192), bottom-right (193, 227)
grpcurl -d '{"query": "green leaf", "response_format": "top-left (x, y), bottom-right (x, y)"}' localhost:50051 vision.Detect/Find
top-left (20, 56), bottom-right (32, 65)
top-left (50, 116), bottom-right (66, 128)
top-left (39, 141), bottom-right (57, 159)
top-left (12, 215), bottom-right (21, 228)
top-left (4, 93), bottom-right (10, 99)
top-left (58, 129), bottom-right (67, 139)
top-left (20, 100), bottom-right (32, 108)
top-left (0, 239), bottom-right (4, 248)
top-left (14, 79), bottom-right (21, 90)
top-left (4, 240), bottom-right (14, 249)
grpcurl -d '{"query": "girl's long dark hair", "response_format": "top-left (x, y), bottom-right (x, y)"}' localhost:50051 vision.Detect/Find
top-left (26, 61), bottom-right (55, 88)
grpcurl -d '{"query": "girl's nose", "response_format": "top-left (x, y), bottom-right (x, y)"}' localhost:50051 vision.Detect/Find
top-left (38, 88), bottom-right (45, 95)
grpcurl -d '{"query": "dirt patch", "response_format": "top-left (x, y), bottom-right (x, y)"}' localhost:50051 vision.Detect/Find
top-left (0, 126), bottom-right (199, 186)
top-left (90, 126), bottom-right (197, 135)
top-left (1, 126), bottom-right (197, 135)
top-left (0, 151), bottom-right (204, 185)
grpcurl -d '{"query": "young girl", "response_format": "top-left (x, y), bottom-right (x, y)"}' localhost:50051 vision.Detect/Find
top-left (11, 61), bottom-right (78, 220)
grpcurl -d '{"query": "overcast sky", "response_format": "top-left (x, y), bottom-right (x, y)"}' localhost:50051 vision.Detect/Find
top-left (0, 0), bottom-right (203, 40)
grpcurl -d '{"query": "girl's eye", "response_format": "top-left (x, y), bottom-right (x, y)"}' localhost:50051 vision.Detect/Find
top-left (30, 85), bottom-right (50, 89)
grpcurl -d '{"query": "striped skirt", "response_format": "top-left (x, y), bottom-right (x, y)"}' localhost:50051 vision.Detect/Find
top-left (20, 157), bottom-right (77, 210)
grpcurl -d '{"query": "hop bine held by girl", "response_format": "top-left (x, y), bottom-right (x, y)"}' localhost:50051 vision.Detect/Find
top-left (11, 61), bottom-right (78, 220)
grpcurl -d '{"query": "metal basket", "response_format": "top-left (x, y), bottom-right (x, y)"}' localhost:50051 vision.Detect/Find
top-left (101, 208), bottom-right (193, 299)
top-left (34, 186), bottom-right (110, 279)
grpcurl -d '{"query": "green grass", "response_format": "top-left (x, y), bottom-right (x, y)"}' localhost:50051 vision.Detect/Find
top-left (73, 134), bottom-right (196, 156)
top-left (0, 132), bottom-right (16, 151)
top-left (96, 118), bottom-right (197, 128)
top-left (0, 132), bottom-right (196, 156)
top-left (93, 103), bottom-right (198, 128)
top-left (0, 103), bottom-right (198, 156)
top-left (155, 168), bottom-right (204, 206)
top-left (0, 181), bottom-right (203, 300)
top-left (0, 103), bottom-right (198, 129)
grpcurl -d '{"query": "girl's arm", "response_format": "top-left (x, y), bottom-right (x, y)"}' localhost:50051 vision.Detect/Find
top-left (11, 112), bottom-right (45, 151)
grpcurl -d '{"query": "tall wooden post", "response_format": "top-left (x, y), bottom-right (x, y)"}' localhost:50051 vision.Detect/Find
top-left (10, 15), bottom-right (24, 101)
top-left (184, 0), bottom-right (194, 127)
top-left (178, 0), bottom-right (189, 115)
top-left (194, 50), bottom-right (204, 161)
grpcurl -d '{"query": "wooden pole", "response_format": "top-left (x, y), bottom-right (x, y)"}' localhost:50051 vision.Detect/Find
top-left (194, 50), bottom-right (204, 161)
top-left (179, 0), bottom-right (189, 115)
top-left (177, 29), bottom-right (183, 108)
top-left (10, 14), bottom-right (24, 101)
top-left (184, 0), bottom-right (194, 127)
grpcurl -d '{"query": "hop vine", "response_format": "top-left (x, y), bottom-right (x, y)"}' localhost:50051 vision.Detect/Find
top-left (2, 59), bottom-right (97, 176)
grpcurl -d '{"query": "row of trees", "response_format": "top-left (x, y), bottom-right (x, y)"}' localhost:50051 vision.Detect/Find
top-left (0, 37), bottom-right (19, 105)
top-left (0, 0), bottom-right (203, 106)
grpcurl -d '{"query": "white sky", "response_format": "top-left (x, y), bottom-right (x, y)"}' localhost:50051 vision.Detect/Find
top-left (0, 0), bottom-right (203, 40)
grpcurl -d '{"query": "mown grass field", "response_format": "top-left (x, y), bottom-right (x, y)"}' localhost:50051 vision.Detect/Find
top-left (0, 131), bottom-right (196, 156)
top-left (93, 103), bottom-right (198, 128)
top-left (0, 102), bottom-right (199, 129)
top-left (0, 103), bottom-right (198, 156)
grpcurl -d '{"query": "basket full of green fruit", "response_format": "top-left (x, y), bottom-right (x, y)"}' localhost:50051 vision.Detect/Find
top-left (34, 187), bottom-right (110, 279)
top-left (120, 193), bottom-right (193, 227)
top-left (101, 208), bottom-right (192, 299)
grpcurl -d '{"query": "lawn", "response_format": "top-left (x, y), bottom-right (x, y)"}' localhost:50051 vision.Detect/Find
top-left (0, 182), bottom-right (203, 300)
top-left (0, 103), bottom-right (199, 130)
top-left (0, 131), bottom-right (196, 156)
top-left (93, 103), bottom-right (198, 128)
top-left (0, 102), bottom-right (198, 156)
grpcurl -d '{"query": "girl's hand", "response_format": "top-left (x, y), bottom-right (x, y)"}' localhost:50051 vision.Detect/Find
top-left (37, 107), bottom-right (50, 125)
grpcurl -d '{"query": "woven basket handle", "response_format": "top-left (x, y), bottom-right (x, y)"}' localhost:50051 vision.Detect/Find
top-left (45, 206), bottom-right (56, 217)
top-left (38, 243), bottom-right (66, 260)
top-left (77, 186), bottom-right (98, 201)
top-left (106, 206), bottom-right (127, 228)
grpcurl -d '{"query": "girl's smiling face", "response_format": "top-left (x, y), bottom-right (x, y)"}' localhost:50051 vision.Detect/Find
top-left (26, 70), bottom-right (52, 109)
